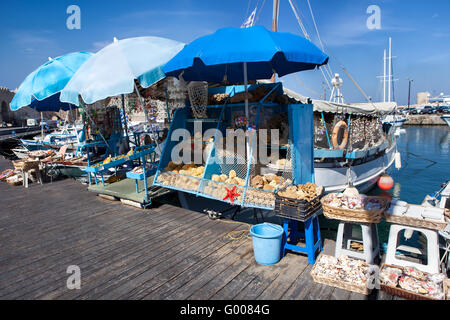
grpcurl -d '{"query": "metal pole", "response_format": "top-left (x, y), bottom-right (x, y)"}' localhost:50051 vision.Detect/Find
top-left (270, 0), bottom-right (279, 83)
top-left (121, 94), bottom-right (130, 147)
top-left (40, 112), bottom-right (44, 141)
top-left (407, 78), bottom-right (413, 108)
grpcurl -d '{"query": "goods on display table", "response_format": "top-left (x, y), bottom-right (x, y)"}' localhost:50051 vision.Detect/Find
top-left (321, 192), bottom-right (388, 223)
top-left (275, 183), bottom-right (323, 221)
top-left (380, 264), bottom-right (447, 300)
top-left (310, 254), bottom-right (374, 295)
top-left (384, 200), bottom-right (448, 231)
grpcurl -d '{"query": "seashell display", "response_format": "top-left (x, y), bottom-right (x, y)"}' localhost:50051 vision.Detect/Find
top-left (322, 193), bottom-right (385, 211)
top-left (277, 182), bottom-right (323, 202)
top-left (380, 265), bottom-right (446, 299)
top-left (165, 162), bottom-right (205, 177)
top-left (157, 171), bottom-right (200, 191)
top-left (311, 255), bottom-right (371, 287)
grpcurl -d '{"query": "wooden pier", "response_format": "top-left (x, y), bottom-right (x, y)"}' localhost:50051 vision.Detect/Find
top-left (0, 159), bottom-right (398, 300)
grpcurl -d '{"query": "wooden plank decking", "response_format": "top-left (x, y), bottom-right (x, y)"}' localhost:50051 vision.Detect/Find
top-left (0, 159), bottom-right (395, 300)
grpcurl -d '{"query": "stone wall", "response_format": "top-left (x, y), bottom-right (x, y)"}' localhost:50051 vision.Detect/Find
top-left (404, 115), bottom-right (447, 126)
top-left (0, 87), bottom-right (41, 126)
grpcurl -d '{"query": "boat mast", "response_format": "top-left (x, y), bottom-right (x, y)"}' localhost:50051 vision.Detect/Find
top-left (383, 49), bottom-right (386, 103)
top-left (388, 37), bottom-right (392, 102)
top-left (270, 0), bottom-right (279, 83)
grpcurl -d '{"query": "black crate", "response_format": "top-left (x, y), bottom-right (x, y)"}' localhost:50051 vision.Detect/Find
top-left (274, 192), bottom-right (322, 222)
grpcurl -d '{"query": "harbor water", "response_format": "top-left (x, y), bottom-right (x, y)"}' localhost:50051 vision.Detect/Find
top-left (321, 125), bottom-right (450, 245)
top-left (371, 126), bottom-right (450, 204)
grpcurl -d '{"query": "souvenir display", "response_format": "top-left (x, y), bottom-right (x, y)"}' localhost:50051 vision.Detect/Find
top-left (380, 265), bottom-right (446, 300)
top-left (164, 162), bottom-right (205, 177)
top-left (157, 171), bottom-right (201, 192)
top-left (384, 202), bottom-right (447, 231)
top-left (323, 193), bottom-right (385, 211)
top-left (250, 173), bottom-right (291, 192)
top-left (277, 183), bottom-right (323, 202)
top-left (310, 255), bottom-right (373, 294)
top-left (209, 93), bottom-right (229, 105)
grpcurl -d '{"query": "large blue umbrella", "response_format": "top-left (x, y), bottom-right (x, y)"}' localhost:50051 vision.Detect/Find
top-left (10, 51), bottom-right (93, 111)
top-left (163, 25), bottom-right (329, 83)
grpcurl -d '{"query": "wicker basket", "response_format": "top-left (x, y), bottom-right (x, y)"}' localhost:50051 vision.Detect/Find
top-left (310, 261), bottom-right (371, 295)
top-left (13, 160), bottom-right (39, 171)
top-left (321, 195), bottom-right (388, 223)
top-left (383, 205), bottom-right (447, 231)
top-left (379, 264), bottom-right (446, 300)
top-left (274, 189), bottom-right (322, 222)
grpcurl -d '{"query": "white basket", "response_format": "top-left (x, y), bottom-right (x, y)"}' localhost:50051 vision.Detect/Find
top-left (187, 81), bottom-right (208, 119)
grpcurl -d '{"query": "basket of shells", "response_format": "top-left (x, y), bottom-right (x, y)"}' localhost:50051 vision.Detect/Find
top-left (379, 264), bottom-right (447, 300)
top-left (13, 159), bottom-right (40, 171)
top-left (310, 254), bottom-right (374, 295)
top-left (321, 188), bottom-right (388, 223)
top-left (274, 183), bottom-right (323, 222)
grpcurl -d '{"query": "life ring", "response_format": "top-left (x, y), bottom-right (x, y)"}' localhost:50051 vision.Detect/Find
top-left (331, 120), bottom-right (349, 149)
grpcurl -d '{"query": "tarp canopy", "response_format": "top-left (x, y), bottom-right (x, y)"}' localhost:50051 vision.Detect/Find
top-left (283, 87), bottom-right (397, 115)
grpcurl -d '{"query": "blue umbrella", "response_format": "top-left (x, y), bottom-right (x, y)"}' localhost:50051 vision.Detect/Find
top-left (10, 51), bottom-right (93, 111)
top-left (163, 25), bottom-right (329, 83)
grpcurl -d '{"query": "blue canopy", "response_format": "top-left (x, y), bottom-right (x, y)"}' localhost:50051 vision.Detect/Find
top-left (29, 92), bottom-right (75, 112)
top-left (163, 25), bottom-right (329, 83)
top-left (10, 52), bottom-right (93, 111)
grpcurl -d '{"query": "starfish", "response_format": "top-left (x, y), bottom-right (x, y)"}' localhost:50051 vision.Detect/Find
top-left (223, 186), bottom-right (241, 204)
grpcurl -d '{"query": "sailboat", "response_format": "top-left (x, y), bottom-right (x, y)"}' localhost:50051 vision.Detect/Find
top-left (245, 0), bottom-right (399, 193)
top-left (379, 38), bottom-right (408, 128)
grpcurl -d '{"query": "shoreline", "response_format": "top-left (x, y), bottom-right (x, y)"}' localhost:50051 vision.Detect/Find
top-left (404, 114), bottom-right (447, 126)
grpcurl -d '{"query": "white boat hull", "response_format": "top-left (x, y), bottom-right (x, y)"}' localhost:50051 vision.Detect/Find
top-left (315, 146), bottom-right (396, 193)
top-left (382, 115), bottom-right (408, 128)
top-left (442, 115), bottom-right (450, 127)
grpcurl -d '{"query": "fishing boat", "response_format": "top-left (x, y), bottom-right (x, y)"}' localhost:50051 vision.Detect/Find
top-left (254, 2), bottom-right (399, 193)
top-left (382, 112), bottom-right (408, 128)
top-left (283, 87), bottom-right (397, 193)
top-left (11, 123), bottom-right (84, 158)
top-left (442, 114), bottom-right (450, 127)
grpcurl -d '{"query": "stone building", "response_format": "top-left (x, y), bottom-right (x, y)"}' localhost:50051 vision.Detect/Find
top-left (0, 86), bottom-right (40, 126)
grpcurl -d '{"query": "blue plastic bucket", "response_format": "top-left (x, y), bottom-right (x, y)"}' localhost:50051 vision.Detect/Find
top-left (249, 223), bottom-right (284, 265)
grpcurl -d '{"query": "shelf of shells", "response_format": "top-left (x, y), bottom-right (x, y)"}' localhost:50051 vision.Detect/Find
top-left (156, 162), bottom-right (203, 193)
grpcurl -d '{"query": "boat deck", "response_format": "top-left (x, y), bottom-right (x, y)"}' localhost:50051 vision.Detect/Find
top-left (0, 159), bottom-right (399, 300)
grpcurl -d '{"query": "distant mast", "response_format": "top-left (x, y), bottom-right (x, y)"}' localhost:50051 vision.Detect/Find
top-left (383, 49), bottom-right (386, 102)
top-left (379, 37), bottom-right (395, 103)
top-left (388, 37), bottom-right (392, 102)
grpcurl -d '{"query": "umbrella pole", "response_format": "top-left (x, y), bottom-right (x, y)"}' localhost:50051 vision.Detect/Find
top-left (40, 112), bottom-right (44, 141)
top-left (134, 83), bottom-right (162, 155)
top-left (244, 62), bottom-right (249, 118)
top-left (121, 94), bottom-right (130, 149)
top-left (243, 62), bottom-right (252, 162)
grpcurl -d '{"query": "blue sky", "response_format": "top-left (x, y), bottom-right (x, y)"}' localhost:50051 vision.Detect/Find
top-left (1, 0), bottom-right (449, 105)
